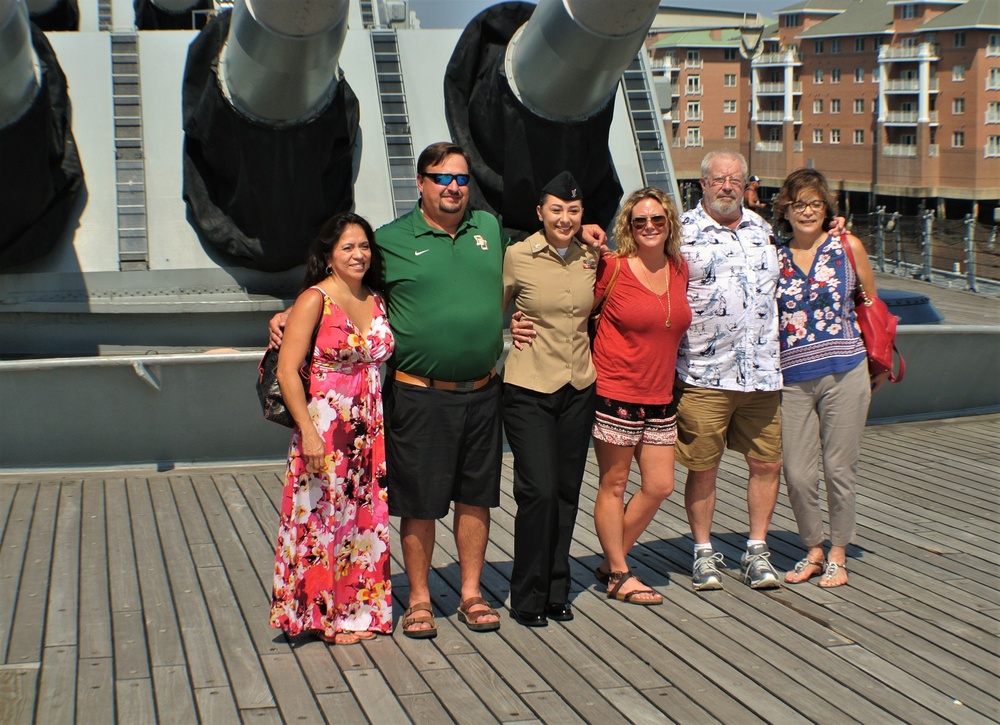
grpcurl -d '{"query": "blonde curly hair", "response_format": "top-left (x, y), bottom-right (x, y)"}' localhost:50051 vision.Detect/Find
top-left (610, 187), bottom-right (683, 269)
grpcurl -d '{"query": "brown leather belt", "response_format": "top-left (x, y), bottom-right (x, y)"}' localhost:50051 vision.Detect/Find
top-left (394, 368), bottom-right (496, 392)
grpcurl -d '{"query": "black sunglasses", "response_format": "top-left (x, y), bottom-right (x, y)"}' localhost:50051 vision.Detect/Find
top-left (422, 173), bottom-right (470, 187)
top-left (631, 215), bottom-right (667, 230)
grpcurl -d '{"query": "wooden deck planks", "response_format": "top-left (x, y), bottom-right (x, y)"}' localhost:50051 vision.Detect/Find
top-left (0, 415), bottom-right (997, 723)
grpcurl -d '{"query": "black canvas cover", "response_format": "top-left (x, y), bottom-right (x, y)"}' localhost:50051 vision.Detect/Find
top-left (28, 0), bottom-right (79, 31)
top-left (182, 10), bottom-right (359, 271)
top-left (134, 0), bottom-right (213, 31)
top-left (444, 2), bottom-right (622, 241)
top-left (0, 25), bottom-right (85, 269)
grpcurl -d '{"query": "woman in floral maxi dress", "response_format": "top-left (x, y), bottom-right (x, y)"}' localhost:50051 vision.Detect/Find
top-left (270, 213), bottom-right (394, 645)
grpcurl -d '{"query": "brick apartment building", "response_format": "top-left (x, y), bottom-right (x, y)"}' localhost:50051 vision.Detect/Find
top-left (649, 0), bottom-right (1000, 221)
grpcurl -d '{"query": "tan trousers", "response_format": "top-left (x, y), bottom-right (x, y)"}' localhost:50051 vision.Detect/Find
top-left (780, 361), bottom-right (871, 548)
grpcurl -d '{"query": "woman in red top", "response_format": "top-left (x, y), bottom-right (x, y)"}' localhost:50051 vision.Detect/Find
top-left (591, 188), bottom-right (691, 605)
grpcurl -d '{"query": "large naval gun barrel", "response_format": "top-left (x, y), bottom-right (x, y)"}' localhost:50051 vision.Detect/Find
top-left (182, 0), bottom-right (358, 271)
top-left (445, 0), bottom-right (659, 238)
top-left (0, 0), bottom-right (84, 267)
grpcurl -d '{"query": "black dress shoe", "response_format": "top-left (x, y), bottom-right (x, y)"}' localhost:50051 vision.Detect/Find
top-left (509, 609), bottom-right (548, 627)
top-left (545, 603), bottom-right (574, 622)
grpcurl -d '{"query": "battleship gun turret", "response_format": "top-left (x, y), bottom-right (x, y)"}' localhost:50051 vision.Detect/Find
top-left (134, 0), bottom-right (212, 30)
top-left (445, 0), bottom-right (659, 238)
top-left (182, 0), bottom-right (358, 271)
top-left (0, 0), bottom-right (84, 267)
top-left (25, 0), bottom-right (77, 30)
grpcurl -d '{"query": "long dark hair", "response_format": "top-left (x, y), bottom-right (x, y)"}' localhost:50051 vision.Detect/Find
top-left (300, 212), bottom-right (381, 292)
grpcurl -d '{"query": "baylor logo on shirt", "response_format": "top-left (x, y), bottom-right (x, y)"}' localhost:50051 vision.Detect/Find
top-left (474, 235), bottom-right (488, 251)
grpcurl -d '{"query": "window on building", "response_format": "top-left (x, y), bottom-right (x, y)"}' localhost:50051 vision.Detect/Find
top-left (831, 68), bottom-right (841, 83)
top-left (784, 14), bottom-right (801, 27)
top-left (952, 131), bottom-right (965, 148)
top-left (724, 73), bottom-right (738, 87)
top-left (813, 99), bottom-right (823, 113)
top-left (901, 4), bottom-right (916, 20)
top-left (832, 39), bottom-right (841, 54)
top-left (769, 127), bottom-right (782, 142)
top-left (854, 98), bottom-right (865, 113)
top-left (953, 97), bottom-right (966, 114)
top-left (724, 125), bottom-right (737, 139)
top-left (989, 34), bottom-right (1000, 54)
top-left (814, 69), bottom-right (824, 84)
top-left (830, 129), bottom-right (841, 144)
top-left (855, 68), bottom-right (865, 83)
top-left (953, 65), bottom-right (965, 81)
top-left (813, 128), bottom-right (823, 143)
top-left (686, 100), bottom-right (701, 118)
top-left (831, 99), bottom-right (841, 113)
top-left (853, 129), bottom-right (864, 144)
top-left (901, 37), bottom-right (918, 49)
top-left (954, 32), bottom-right (966, 48)
top-left (855, 37), bottom-right (865, 53)
top-left (987, 136), bottom-right (1000, 157)
top-left (724, 48), bottom-right (738, 61)
top-left (815, 40), bottom-right (824, 54)
top-left (988, 101), bottom-right (1000, 122)
top-left (687, 75), bottom-right (702, 93)
top-left (989, 68), bottom-right (1000, 89)
top-left (723, 100), bottom-right (737, 113)
top-left (685, 127), bottom-right (703, 147)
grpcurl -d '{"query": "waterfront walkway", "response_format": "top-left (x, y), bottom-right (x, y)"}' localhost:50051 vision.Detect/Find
top-left (1, 414), bottom-right (998, 723)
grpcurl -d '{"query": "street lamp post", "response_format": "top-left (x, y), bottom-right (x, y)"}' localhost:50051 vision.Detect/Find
top-left (739, 14), bottom-right (765, 180)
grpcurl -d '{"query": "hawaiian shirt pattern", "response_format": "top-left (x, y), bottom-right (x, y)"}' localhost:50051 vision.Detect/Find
top-left (676, 203), bottom-right (782, 392)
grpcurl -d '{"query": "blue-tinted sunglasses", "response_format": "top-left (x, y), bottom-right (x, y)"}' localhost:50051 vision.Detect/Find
top-left (422, 173), bottom-right (470, 187)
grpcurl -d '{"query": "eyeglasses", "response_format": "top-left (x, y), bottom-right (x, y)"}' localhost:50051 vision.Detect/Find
top-left (422, 173), bottom-right (470, 187)
top-left (790, 200), bottom-right (826, 214)
top-left (706, 175), bottom-right (746, 188)
top-left (631, 215), bottom-right (667, 231)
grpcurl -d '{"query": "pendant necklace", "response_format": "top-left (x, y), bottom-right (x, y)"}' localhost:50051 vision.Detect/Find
top-left (639, 261), bottom-right (672, 328)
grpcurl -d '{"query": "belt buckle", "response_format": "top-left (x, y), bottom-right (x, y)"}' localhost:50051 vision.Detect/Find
top-left (453, 379), bottom-right (475, 392)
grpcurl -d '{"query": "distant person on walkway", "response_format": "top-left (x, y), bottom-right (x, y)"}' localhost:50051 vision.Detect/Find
top-left (591, 188), bottom-right (691, 606)
top-left (675, 150), bottom-right (784, 592)
top-left (773, 168), bottom-right (887, 588)
top-left (743, 175), bottom-right (767, 212)
top-left (270, 213), bottom-right (394, 645)
top-left (502, 171), bottom-right (598, 627)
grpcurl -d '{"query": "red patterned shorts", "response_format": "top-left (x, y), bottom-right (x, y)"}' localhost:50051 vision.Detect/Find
top-left (592, 396), bottom-right (678, 447)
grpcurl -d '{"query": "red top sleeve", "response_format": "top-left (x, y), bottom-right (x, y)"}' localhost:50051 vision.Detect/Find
top-left (592, 255), bottom-right (692, 405)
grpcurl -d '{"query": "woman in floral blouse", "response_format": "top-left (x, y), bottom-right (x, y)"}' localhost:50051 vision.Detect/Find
top-left (773, 169), bottom-right (887, 588)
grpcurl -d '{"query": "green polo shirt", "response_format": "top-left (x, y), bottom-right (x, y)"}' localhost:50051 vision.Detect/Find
top-left (376, 205), bottom-right (507, 381)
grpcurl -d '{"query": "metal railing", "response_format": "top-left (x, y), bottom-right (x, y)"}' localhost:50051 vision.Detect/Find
top-left (850, 209), bottom-right (1000, 294)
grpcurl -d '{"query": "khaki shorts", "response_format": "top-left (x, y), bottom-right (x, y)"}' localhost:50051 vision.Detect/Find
top-left (673, 381), bottom-right (782, 470)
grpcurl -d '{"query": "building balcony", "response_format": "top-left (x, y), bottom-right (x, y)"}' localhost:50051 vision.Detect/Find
top-left (883, 110), bottom-right (939, 125)
top-left (928, 144), bottom-right (939, 157)
top-left (878, 43), bottom-right (939, 63)
top-left (649, 56), bottom-right (679, 73)
top-left (755, 110), bottom-right (801, 124)
top-left (755, 141), bottom-right (784, 152)
top-left (987, 44), bottom-right (1000, 57)
top-left (883, 78), bottom-right (939, 93)
top-left (685, 111), bottom-right (703, 122)
top-left (685, 58), bottom-right (703, 70)
top-left (685, 86), bottom-right (703, 96)
top-left (793, 140), bottom-right (803, 152)
top-left (756, 81), bottom-right (802, 95)
top-left (685, 137), bottom-right (705, 148)
top-left (988, 80), bottom-right (1000, 91)
top-left (754, 48), bottom-right (802, 67)
top-left (986, 110), bottom-right (1000, 124)
top-left (883, 144), bottom-right (918, 157)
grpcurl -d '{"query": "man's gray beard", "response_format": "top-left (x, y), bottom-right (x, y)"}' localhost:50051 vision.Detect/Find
top-left (708, 195), bottom-right (741, 219)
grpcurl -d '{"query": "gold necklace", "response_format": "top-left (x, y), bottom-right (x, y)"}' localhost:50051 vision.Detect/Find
top-left (639, 260), bottom-right (672, 328)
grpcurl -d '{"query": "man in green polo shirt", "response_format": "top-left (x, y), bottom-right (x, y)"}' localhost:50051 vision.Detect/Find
top-left (378, 142), bottom-right (507, 638)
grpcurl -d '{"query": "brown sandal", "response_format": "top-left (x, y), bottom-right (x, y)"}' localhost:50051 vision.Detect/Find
top-left (819, 561), bottom-right (848, 588)
top-left (316, 631), bottom-right (360, 645)
top-left (457, 596), bottom-right (501, 632)
top-left (402, 602), bottom-right (438, 639)
top-left (784, 558), bottom-right (825, 584)
top-left (607, 571), bottom-right (663, 606)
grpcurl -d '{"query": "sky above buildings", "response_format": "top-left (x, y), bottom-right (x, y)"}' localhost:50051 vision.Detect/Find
top-left (408, 0), bottom-right (792, 28)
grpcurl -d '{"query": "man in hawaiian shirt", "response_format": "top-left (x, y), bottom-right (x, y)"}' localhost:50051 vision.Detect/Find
top-left (674, 150), bottom-right (784, 592)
